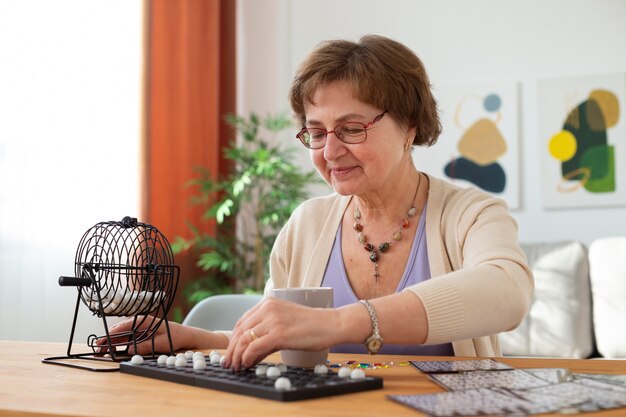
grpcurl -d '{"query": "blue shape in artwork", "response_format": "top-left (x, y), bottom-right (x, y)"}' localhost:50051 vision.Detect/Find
top-left (444, 157), bottom-right (506, 193)
top-left (483, 94), bottom-right (502, 112)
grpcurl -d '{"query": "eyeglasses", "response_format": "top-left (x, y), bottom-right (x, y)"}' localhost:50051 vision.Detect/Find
top-left (296, 111), bottom-right (387, 149)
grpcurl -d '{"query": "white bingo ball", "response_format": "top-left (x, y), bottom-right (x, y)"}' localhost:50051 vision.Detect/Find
top-left (210, 354), bottom-right (222, 365)
top-left (135, 291), bottom-right (145, 304)
top-left (255, 365), bottom-right (268, 376)
top-left (175, 357), bottom-right (188, 368)
top-left (209, 350), bottom-right (219, 358)
top-left (192, 352), bottom-right (205, 361)
top-left (176, 353), bottom-right (186, 360)
top-left (166, 356), bottom-right (177, 367)
top-left (185, 350), bottom-right (194, 360)
top-left (274, 377), bottom-right (292, 391)
top-left (113, 290), bottom-right (124, 304)
top-left (338, 367), bottom-right (351, 378)
top-left (121, 291), bottom-right (131, 302)
top-left (277, 363), bottom-right (288, 373)
top-left (153, 290), bottom-right (163, 302)
top-left (193, 360), bottom-right (207, 370)
top-left (126, 292), bottom-right (139, 314)
top-left (350, 368), bottom-right (366, 380)
top-left (130, 355), bottom-right (144, 365)
top-left (313, 364), bottom-right (328, 374)
top-left (266, 366), bottom-right (281, 378)
top-left (103, 302), bottom-right (118, 314)
top-left (157, 355), bottom-right (168, 366)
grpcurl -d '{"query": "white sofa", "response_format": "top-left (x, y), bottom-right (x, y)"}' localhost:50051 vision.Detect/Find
top-left (499, 238), bottom-right (626, 359)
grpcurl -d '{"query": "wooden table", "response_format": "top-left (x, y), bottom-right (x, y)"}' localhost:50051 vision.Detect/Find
top-left (1, 341), bottom-right (626, 417)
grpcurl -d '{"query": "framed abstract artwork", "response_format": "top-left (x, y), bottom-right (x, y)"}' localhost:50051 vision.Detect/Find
top-left (538, 73), bottom-right (626, 208)
top-left (413, 82), bottom-right (520, 209)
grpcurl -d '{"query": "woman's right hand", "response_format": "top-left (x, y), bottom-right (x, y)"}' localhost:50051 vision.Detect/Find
top-left (95, 316), bottom-right (228, 356)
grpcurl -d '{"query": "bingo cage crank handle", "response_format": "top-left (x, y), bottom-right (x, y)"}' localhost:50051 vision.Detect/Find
top-left (58, 276), bottom-right (92, 287)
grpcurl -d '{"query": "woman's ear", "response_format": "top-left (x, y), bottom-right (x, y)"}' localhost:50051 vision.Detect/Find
top-left (404, 126), bottom-right (417, 150)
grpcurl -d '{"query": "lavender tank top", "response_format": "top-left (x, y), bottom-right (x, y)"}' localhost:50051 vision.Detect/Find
top-left (321, 205), bottom-right (454, 356)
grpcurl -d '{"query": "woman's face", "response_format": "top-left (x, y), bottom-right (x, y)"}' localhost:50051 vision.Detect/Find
top-left (303, 81), bottom-right (415, 197)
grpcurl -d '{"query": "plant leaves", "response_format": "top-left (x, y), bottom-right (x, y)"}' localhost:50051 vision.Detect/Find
top-left (215, 199), bottom-right (234, 224)
top-left (179, 112), bottom-right (319, 307)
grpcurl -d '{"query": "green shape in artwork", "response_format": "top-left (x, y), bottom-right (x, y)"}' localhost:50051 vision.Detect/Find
top-left (562, 99), bottom-right (608, 181)
top-left (583, 145), bottom-right (610, 181)
top-left (582, 145), bottom-right (615, 193)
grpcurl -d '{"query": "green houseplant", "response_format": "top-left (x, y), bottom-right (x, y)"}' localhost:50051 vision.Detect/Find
top-left (173, 113), bottom-right (321, 307)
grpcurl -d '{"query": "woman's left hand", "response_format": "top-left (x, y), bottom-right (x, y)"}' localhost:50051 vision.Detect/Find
top-left (222, 297), bottom-right (340, 371)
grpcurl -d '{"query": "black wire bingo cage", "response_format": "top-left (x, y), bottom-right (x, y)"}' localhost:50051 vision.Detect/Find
top-left (43, 216), bottom-right (179, 371)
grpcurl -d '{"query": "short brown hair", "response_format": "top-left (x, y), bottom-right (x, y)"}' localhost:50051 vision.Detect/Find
top-left (289, 34), bottom-right (441, 147)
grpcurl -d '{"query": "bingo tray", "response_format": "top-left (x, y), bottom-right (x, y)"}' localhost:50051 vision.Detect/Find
top-left (120, 357), bottom-right (383, 401)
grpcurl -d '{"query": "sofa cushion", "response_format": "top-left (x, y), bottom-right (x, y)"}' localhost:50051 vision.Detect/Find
top-left (500, 241), bottom-right (594, 358)
top-left (588, 237), bottom-right (626, 358)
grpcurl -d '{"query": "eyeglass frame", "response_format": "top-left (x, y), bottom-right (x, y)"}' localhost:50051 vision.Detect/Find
top-left (296, 111), bottom-right (388, 149)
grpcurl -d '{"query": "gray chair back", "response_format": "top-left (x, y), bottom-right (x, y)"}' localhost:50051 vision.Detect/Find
top-left (182, 294), bottom-right (263, 331)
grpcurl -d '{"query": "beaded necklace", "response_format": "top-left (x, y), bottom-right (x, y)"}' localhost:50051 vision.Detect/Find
top-left (353, 174), bottom-right (421, 282)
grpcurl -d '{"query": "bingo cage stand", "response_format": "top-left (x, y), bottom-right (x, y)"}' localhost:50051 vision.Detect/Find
top-left (43, 216), bottom-right (180, 372)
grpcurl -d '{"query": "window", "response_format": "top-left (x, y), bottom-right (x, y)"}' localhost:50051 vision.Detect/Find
top-left (0, 0), bottom-right (143, 341)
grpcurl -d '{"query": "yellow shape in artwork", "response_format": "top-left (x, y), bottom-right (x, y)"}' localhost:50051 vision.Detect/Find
top-left (457, 118), bottom-right (507, 166)
top-left (588, 89), bottom-right (620, 129)
top-left (549, 130), bottom-right (577, 162)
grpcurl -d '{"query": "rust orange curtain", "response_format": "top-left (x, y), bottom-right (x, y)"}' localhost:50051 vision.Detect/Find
top-left (143, 0), bottom-right (236, 316)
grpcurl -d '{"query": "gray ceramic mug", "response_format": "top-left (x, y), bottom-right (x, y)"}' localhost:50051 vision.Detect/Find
top-left (272, 287), bottom-right (333, 368)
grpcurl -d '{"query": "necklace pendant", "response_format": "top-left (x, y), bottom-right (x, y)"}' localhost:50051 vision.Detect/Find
top-left (408, 206), bottom-right (417, 217)
top-left (373, 264), bottom-right (380, 282)
top-left (363, 242), bottom-right (374, 252)
top-left (402, 218), bottom-right (410, 228)
top-left (392, 231), bottom-right (402, 241)
top-left (369, 251), bottom-right (379, 262)
top-left (378, 242), bottom-right (390, 252)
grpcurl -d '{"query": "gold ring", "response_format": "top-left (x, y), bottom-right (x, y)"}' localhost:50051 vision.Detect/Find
top-left (249, 329), bottom-right (258, 341)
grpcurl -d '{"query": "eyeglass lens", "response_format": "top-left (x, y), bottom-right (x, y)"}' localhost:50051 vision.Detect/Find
top-left (303, 122), bottom-right (366, 148)
top-left (297, 112), bottom-right (386, 149)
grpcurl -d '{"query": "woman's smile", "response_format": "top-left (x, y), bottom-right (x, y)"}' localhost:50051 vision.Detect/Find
top-left (330, 165), bottom-right (358, 179)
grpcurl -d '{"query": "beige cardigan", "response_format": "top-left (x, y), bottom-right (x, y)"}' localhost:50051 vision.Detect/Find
top-left (265, 175), bottom-right (534, 357)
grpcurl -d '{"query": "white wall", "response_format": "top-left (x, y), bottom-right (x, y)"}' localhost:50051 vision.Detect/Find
top-left (0, 0), bottom-right (142, 341)
top-left (238, 0), bottom-right (626, 245)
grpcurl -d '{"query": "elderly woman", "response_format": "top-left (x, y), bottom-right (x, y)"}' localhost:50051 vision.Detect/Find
top-left (105, 35), bottom-right (533, 370)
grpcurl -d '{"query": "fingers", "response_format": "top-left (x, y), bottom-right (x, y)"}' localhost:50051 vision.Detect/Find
top-left (225, 318), bottom-right (263, 371)
top-left (94, 315), bottom-right (171, 355)
top-left (223, 299), bottom-right (286, 371)
top-left (247, 328), bottom-right (257, 342)
top-left (96, 315), bottom-right (151, 343)
top-left (223, 298), bottom-right (337, 371)
top-left (227, 326), bottom-right (276, 371)
top-left (228, 329), bottom-right (253, 371)
top-left (240, 329), bottom-right (277, 369)
top-left (223, 300), bottom-right (270, 370)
